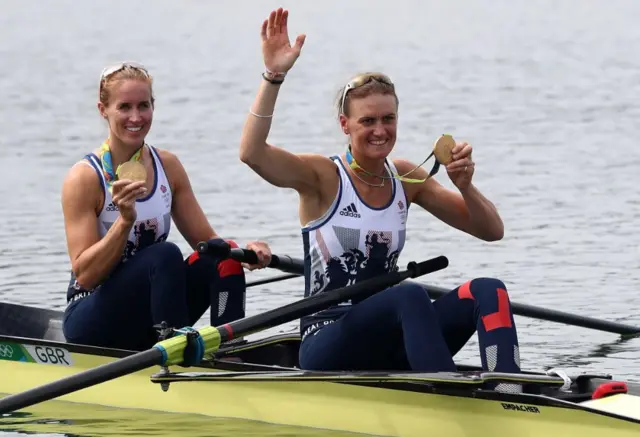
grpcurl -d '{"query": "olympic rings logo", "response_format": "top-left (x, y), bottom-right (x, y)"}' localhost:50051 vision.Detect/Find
top-left (0, 344), bottom-right (14, 358)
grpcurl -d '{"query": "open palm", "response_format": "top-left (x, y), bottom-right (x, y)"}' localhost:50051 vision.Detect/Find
top-left (261, 8), bottom-right (306, 74)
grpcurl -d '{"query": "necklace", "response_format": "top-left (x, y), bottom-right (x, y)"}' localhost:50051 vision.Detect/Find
top-left (344, 144), bottom-right (440, 184)
top-left (347, 161), bottom-right (387, 187)
top-left (343, 146), bottom-right (388, 187)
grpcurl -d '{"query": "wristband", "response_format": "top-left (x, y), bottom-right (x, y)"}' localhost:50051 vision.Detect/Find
top-left (262, 69), bottom-right (286, 85)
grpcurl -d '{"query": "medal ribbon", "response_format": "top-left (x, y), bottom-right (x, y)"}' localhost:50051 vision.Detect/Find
top-left (98, 139), bottom-right (144, 193)
top-left (345, 145), bottom-right (440, 184)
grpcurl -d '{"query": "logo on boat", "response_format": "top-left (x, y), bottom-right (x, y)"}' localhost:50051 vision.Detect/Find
top-left (501, 402), bottom-right (540, 414)
top-left (23, 345), bottom-right (73, 366)
top-left (0, 344), bottom-right (14, 358)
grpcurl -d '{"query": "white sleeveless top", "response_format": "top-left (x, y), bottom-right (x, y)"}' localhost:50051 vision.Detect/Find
top-left (300, 155), bottom-right (409, 339)
top-left (66, 145), bottom-right (173, 301)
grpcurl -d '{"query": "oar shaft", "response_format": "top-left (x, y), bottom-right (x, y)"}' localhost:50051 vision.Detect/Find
top-left (414, 282), bottom-right (640, 336)
top-left (246, 273), bottom-right (300, 288)
top-left (0, 349), bottom-right (163, 414)
top-left (235, 251), bottom-right (640, 337)
top-left (218, 256), bottom-right (449, 343)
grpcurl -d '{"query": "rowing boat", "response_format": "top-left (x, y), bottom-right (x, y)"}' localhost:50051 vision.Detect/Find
top-left (0, 299), bottom-right (639, 436)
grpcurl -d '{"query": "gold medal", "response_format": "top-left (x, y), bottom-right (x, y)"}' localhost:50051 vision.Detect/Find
top-left (432, 134), bottom-right (456, 165)
top-left (116, 161), bottom-right (147, 182)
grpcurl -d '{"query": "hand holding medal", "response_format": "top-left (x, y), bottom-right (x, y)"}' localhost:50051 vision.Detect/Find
top-left (434, 134), bottom-right (475, 191)
top-left (112, 160), bottom-right (147, 225)
top-left (99, 141), bottom-right (148, 225)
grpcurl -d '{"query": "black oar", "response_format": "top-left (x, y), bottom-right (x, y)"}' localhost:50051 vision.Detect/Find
top-left (247, 273), bottom-right (300, 288)
top-left (413, 282), bottom-right (640, 338)
top-left (197, 240), bottom-right (302, 288)
top-left (196, 240), bottom-right (302, 275)
top-left (0, 251), bottom-right (449, 414)
top-left (232, 251), bottom-right (640, 337)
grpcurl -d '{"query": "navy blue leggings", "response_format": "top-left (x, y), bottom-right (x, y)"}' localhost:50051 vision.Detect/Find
top-left (63, 241), bottom-right (246, 351)
top-left (299, 279), bottom-right (520, 373)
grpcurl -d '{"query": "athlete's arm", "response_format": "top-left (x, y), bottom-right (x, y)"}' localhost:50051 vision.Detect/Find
top-left (157, 150), bottom-right (219, 250)
top-left (61, 163), bottom-right (135, 289)
top-left (239, 79), bottom-right (333, 196)
top-left (395, 159), bottom-right (504, 241)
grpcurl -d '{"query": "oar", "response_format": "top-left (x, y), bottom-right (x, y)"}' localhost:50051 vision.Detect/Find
top-left (247, 273), bottom-right (300, 288)
top-left (196, 240), bottom-right (302, 275)
top-left (0, 251), bottom-right (449, 414)
top-left (195, 240), bottom-right (301, 288)
top-left (233, 252), bottom-right (640, 338)
top-left (412, 282), bottom-right (640, 338)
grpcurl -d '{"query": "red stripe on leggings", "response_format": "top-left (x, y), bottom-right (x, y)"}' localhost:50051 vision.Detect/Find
top-left (187, 251), bottom-right (200, 265)
top-left (457, 281), bottom-right (474, 300)
top-left (218, 259), bottom-right (243, 277)
top-left (481, 288), bottom-right (513, 332)
top-left (218, 238), bottom-right (242, 277)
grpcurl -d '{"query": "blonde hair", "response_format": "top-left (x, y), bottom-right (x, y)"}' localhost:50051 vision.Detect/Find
top-left (335, 72), bottom-right (399, 117)
top-left (99, 64), bottom-right (155, 107)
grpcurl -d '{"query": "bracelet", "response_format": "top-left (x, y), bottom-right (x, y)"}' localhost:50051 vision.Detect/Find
top-left (249, 109), bottom-right (273, 118)
top-left (262, 71), bottom-right (284, 85)
top-left (265, 68), bottom-right (286, 78)
top-left (262, 69), bottom-right (285, 85)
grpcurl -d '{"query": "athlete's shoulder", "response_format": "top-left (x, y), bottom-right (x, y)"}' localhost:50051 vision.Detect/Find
top-left (148, 146), bottom-right (191, 194)
top-left (150, 146), bottom-right (183, 173)
top-left (149, 145), bottom-right (176, 162)
top-left (63, 157), bottom-right (100, 187)
top-left (302, 153), bottom-right (341, 188)
top-left (61, 157), bottom-right (103, 213)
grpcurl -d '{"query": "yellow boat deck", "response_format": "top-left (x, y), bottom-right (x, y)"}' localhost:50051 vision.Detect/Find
top-left (2, 344), bottom-right (640, 437)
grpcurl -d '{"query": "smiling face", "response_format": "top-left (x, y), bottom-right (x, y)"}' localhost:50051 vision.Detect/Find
top-left (97, 65), bottom-right (155, 150)
top-left (341, 94), bottom-right (398, 160)
top-left (337, 74), bottom-right (399, 164)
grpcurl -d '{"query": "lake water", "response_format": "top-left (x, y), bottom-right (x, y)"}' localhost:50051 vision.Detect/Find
top-left (1, 0), bottom-right (639, 435)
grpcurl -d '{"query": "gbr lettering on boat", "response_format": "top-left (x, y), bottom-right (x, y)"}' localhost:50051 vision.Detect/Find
top-left (23, 345), bottom-right (73, 366)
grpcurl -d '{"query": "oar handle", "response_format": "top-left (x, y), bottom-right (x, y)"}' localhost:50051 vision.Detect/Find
top-left (406, 256), bottom-right (449, 279)
top-left (196, 240), bottom-right (303, 274)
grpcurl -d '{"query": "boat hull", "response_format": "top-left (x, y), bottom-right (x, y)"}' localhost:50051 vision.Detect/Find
top-left (0, 301), bottom-right (639, 436)
top-left (1, 336), bottom-right (639, 437)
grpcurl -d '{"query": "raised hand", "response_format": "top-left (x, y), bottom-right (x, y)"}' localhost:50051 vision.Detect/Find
top-left (261, 8), bottom-right (306, 74)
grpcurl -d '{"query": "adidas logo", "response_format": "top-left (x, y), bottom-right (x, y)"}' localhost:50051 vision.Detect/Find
top-left (339, 202), bottom-right (361, 218)
top-left (106, 202), bottom-right (119, 212)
